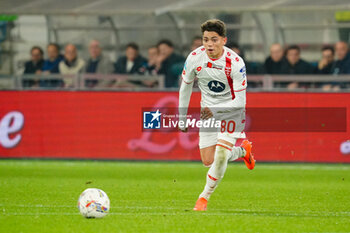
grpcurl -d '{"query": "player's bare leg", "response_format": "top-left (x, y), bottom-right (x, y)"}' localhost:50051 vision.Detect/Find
top-left (200, 145), bottom-right (215, 167)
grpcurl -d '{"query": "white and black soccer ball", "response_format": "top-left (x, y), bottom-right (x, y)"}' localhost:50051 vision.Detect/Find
top-left (77, 188), bottom-right (110, 218)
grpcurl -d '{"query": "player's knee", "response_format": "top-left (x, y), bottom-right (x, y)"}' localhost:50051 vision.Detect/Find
top-left (202, 158), bottom-right (214, 167)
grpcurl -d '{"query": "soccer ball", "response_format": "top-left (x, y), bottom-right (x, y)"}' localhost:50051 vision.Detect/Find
top-left (77, 188), bottom-right (110, 218)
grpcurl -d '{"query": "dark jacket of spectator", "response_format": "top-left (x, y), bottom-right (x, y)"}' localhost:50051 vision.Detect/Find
top-left (24, 59), bottom-right (44, 74)
top-left (263, 56), bottom-right (287, 74)
top-left (280, 59), bottom-right (315, 74)
top-left (86, 55), bottom-right (114, 74)
top-left (114, 55), bottom-right (147, 74)
top-left (333, 52), bottom-right (350, 74)
top-left (158, 53), bottom-right (185, 88)
top-left (316, 62), bottom-right (335, 74)
top-left (42, 54), bottom-right (64, 73)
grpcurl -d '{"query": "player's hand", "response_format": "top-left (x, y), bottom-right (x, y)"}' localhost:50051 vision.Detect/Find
top-left (200, 107), bottom-right (213, 120)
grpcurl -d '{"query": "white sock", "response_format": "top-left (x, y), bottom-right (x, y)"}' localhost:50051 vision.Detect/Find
top-left (199, 144), bottom-right (230, 200)
top-left (228, 146), bottom-right (246, 162)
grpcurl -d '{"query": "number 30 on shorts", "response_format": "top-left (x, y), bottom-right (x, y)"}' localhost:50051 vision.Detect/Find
top-left (220, 120), bottom-right (236, 133)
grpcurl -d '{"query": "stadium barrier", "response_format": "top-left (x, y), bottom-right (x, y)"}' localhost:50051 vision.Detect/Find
top-left (0, 74), bottom-right (165, 90)
top-left (0, 74), bottom-right (350, 91)
top-left (0, 91), bottom-right (349, 163)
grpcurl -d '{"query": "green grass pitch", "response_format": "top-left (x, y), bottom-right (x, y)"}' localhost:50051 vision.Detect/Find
top-left (0, 160), bottom-right (349, 233)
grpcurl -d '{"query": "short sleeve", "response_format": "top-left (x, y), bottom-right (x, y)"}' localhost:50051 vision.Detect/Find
top-left (232, 59), bottom-right (247, 91)
top-left (181, 54), bottom-right (196, 84)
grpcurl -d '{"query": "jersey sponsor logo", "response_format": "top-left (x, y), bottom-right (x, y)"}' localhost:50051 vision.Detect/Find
top-left (208, 80), bottom-right (226, 93)
top-left (143, 110), bottom-right (161, 129)
top-left (204, 62), bottom-right (223, 70)
top-left (196, 66), bottom-right (202, 72)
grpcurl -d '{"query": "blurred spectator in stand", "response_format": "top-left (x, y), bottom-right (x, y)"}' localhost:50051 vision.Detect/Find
top-left (115, 42), bottom-right (147, 75)
top-left (329, 41), bottom-right (350, 90)
top-left (333, 41), bottom-right (350, 75)
top-left (23, 46), bottom-right (44, 87)
top-left (157, 39), bottom-right (185, 88)
top-left (316, 45), bottom-right (335, 74)
top-left (85, 39), bottom-right (114, 87)
top-left (281, 45), bottom-right (315, 75)
top-left (59, 44), bottom-right (85, 87)
top-left (142, 46), bottom-right (160, 88)
top-left (145, 46), bottom-right (160, 75)
top-left (227, 42), bottom-right (261, 74)
top-left (191, 36), bottom-right (203, 51)
top-left (263, 43), bottom-right (286, 74)
top-left (42, 43), bottom-right (63, 74)
top-left (227, 42), bottom-right (261, 88)
top-left (39, 43), bottom-right (64, 88)
top-left (316, 46), bottom-right (336, 91)
top-left (280, 45), bottom-right (315, 89)
top-left (114, 42), bottom-right (147, 87)
top-left (228, 42), bottom-right (243, 57)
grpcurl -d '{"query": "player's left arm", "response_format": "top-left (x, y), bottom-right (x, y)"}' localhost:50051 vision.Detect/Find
top-left (178, 56), bottom-right (196, 131)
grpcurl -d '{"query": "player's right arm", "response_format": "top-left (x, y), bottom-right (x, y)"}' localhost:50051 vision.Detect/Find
top-left (178, 54), bottom-right (196, 132)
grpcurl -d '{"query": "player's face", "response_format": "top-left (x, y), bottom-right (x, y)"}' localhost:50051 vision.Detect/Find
top-left (202, 31), bottom-right (227, 59)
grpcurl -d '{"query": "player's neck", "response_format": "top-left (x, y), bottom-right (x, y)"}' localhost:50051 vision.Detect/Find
top-left (207, 47), bottom-right (225, 60)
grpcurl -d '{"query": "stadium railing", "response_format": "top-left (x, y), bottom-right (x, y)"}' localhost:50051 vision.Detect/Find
top-left (0, 74), bottom-right (350, 92)
top-left (0, 74), bottom-right (165, 91)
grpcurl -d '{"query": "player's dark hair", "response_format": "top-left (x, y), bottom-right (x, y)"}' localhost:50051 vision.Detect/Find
top-left (157, 39), bottom-right (174, 48)
top-left (126, 42), bottom-right (139, 51)
top-left (47, 43), bottom-right (60, 51)
top-left (322, 45), bottom-right (334, 55)
top-left (201, 19), bottom-right (226, 37)
top-left (31, 46), bottom-right (44, 56)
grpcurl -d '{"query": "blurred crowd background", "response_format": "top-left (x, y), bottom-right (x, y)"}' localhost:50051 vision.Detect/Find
top-left (22, 39), bottom-right (350, 90)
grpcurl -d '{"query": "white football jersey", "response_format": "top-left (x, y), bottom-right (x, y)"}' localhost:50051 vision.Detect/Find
top-left (182, 46), bottom-right (247, 107)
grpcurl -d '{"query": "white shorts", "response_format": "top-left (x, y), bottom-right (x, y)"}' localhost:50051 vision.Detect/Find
top-left (198, 109), bottom-right (246, 149)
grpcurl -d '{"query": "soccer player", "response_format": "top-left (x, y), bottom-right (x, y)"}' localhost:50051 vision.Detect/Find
top-left (178, 19), bottom-right (255, 211)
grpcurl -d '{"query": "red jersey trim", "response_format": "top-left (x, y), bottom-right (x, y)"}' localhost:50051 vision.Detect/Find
top-left (216, 144), bottom-right (232, 151)
top-left (234, 88), bottom-right (246, 92)
top-left (181, 76), bottom-right (193, 84)
top-left (224, 57), bottom-right (235, 100)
